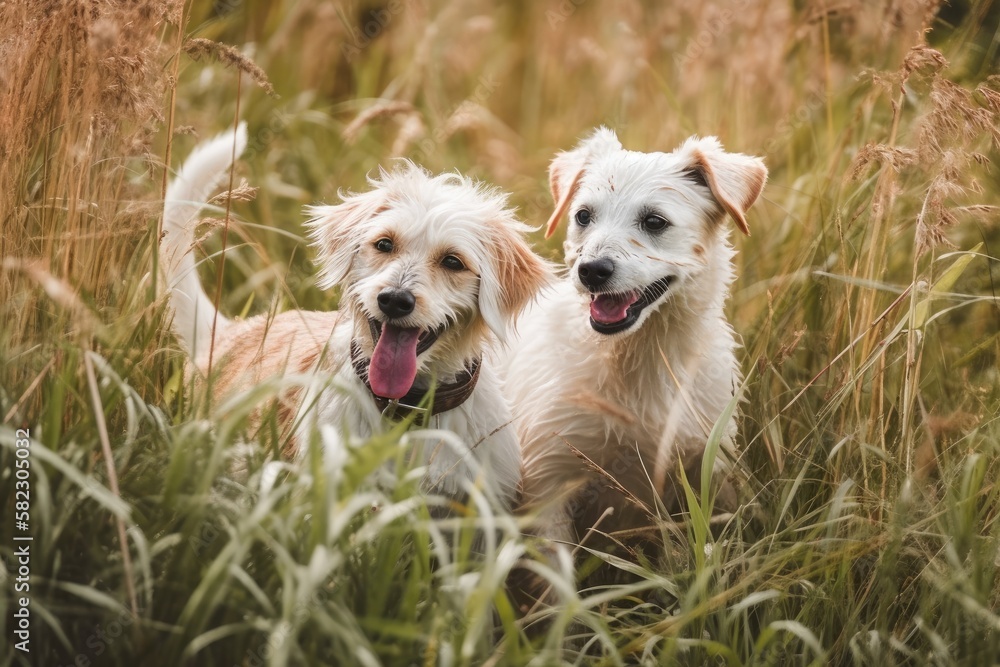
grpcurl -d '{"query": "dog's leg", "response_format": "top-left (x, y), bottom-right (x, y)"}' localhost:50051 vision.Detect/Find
top-left (508, 502), bottom-right (574, 622)
top-left (660, 437), bottom-right (741, 518)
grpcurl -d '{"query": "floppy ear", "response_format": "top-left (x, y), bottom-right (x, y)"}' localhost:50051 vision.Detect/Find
top-left (304, 189), bottom-right (388, 289)
top-left (544, 127), bottom-right (623, 238)
top-left (680, 136), bottom-right (767, 236)
top-left (478, 222), bottom-right (552, 342)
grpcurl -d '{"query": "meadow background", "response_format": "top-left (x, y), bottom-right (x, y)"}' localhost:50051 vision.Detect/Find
top-left (2, 0), bottom-right (1000, 664)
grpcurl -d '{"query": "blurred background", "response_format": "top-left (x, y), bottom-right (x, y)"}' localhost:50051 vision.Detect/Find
top-left (2, 1), bottom-right (1000, 665)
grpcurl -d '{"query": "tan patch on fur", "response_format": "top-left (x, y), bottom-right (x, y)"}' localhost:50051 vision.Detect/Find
top-left (368, 228), bottom-right (397, 248)
top-left (568, 391), bottom-right (636, 426)
top-left (362, 232), bottom-right (399, 268)
top-left (545, 163), bottom-right (584, 238)
top-left (434, 247), bottom-right (469, 265)
top-left (196, 310), bottom-right (342, 455)
top-left (492, 221), bottom-right (551, 320)
top-left (310, 197), bottom-right (391, 287)
top-left (691, 149), bottom-right (766, 237)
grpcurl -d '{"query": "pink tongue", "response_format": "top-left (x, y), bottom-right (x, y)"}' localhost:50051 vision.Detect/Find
top-left (369, 324), bottom-right (421, 399)
top-left (590, 293), bottom-right (639, 324)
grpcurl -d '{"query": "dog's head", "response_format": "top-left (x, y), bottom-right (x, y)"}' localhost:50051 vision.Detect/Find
top-left (544, 128), bottom-right (767, 336)
top-left (306, 163), bottom-right (549, 399)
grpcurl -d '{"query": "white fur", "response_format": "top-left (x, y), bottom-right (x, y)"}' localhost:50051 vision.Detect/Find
top-left (163, 130), bottom-right (549, 509)
top-left (161, 123), bottom-right (248, 361)
top-left (503, 128), bottom-right (767, 546)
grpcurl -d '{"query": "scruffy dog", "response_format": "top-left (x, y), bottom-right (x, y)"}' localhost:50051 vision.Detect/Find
top-left (161, 125), bottom-right (549, 507)
top-left (504, 128), bottom-right (767, 573)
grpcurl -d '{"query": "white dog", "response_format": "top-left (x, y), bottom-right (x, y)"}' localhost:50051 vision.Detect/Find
top-left (504, 128), bottom-right (767, 559)
top-left (161, 125), bottom-right (549, 508)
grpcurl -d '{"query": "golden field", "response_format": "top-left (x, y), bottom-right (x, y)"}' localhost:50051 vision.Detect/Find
top-left (1, 1), bottom-right (999, 665)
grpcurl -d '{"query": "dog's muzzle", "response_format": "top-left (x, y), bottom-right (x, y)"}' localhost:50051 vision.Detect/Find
top-left (587, 276), bottom-right (674, 335)
top-left (377, 287), bottom-right (416, 319)
top-left (364, 316), bottom-right (446, 399)
top-left (578, 258), bottom-right (615, 291)
top-left (367, 318), bottom-right (443, 357)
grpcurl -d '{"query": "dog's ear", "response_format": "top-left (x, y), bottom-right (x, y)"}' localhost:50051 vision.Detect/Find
top-left (679, 136), bottom-right (767, 236)
top-left (545, 127), bottom-right (622, 238)
top-left (478, 221), bottom-right (552, 342)
top-left (305, 189), bottom-right (388, 289)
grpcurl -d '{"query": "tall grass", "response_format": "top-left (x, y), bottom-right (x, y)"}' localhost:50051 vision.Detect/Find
top-left (2, 0), bottom-right (999, 665)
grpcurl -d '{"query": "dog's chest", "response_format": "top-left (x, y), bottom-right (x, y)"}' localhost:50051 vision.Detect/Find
top-left (507, 287), bottom-right (739, 472)
top-left (314, 359), bottom-right (522, 508)
top-left (566, 364), bottom-right (708, 461)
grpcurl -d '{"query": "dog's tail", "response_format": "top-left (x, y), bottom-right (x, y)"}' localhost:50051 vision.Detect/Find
top-left (161, 123), bottom-right (248, 360)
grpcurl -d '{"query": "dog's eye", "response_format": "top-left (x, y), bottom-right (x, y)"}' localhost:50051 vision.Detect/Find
top-left (374, 238), bottom-right (394, 253)
top-left (642, 214), bottom-right (670, 232)
top-left (575, 209), bottom-right (592, 227)
top-left (441, 255), bottom-right (465, 271)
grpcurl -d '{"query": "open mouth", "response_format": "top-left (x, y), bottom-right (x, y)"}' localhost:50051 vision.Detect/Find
top-left (368, 318), bottom-right (443, 356)
top-left (588, 276), bottom-right (674, 335)
top-left (366, 318), bottom-right (445, 400)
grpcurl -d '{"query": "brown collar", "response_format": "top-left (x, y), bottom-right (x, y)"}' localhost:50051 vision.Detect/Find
top-left (350, 341), bottom-right (482, 420)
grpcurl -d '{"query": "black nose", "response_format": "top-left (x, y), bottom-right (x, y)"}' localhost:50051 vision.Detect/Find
top-left (377, 288), bottom-right (416, 319)
top-left (578, 258), bottom-right (615, 290)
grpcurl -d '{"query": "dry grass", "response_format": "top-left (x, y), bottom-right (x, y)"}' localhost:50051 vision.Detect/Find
top-left (1, 0), bottom-right (999, 665)
top-left (0, 0), bottom-right (181, 411)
